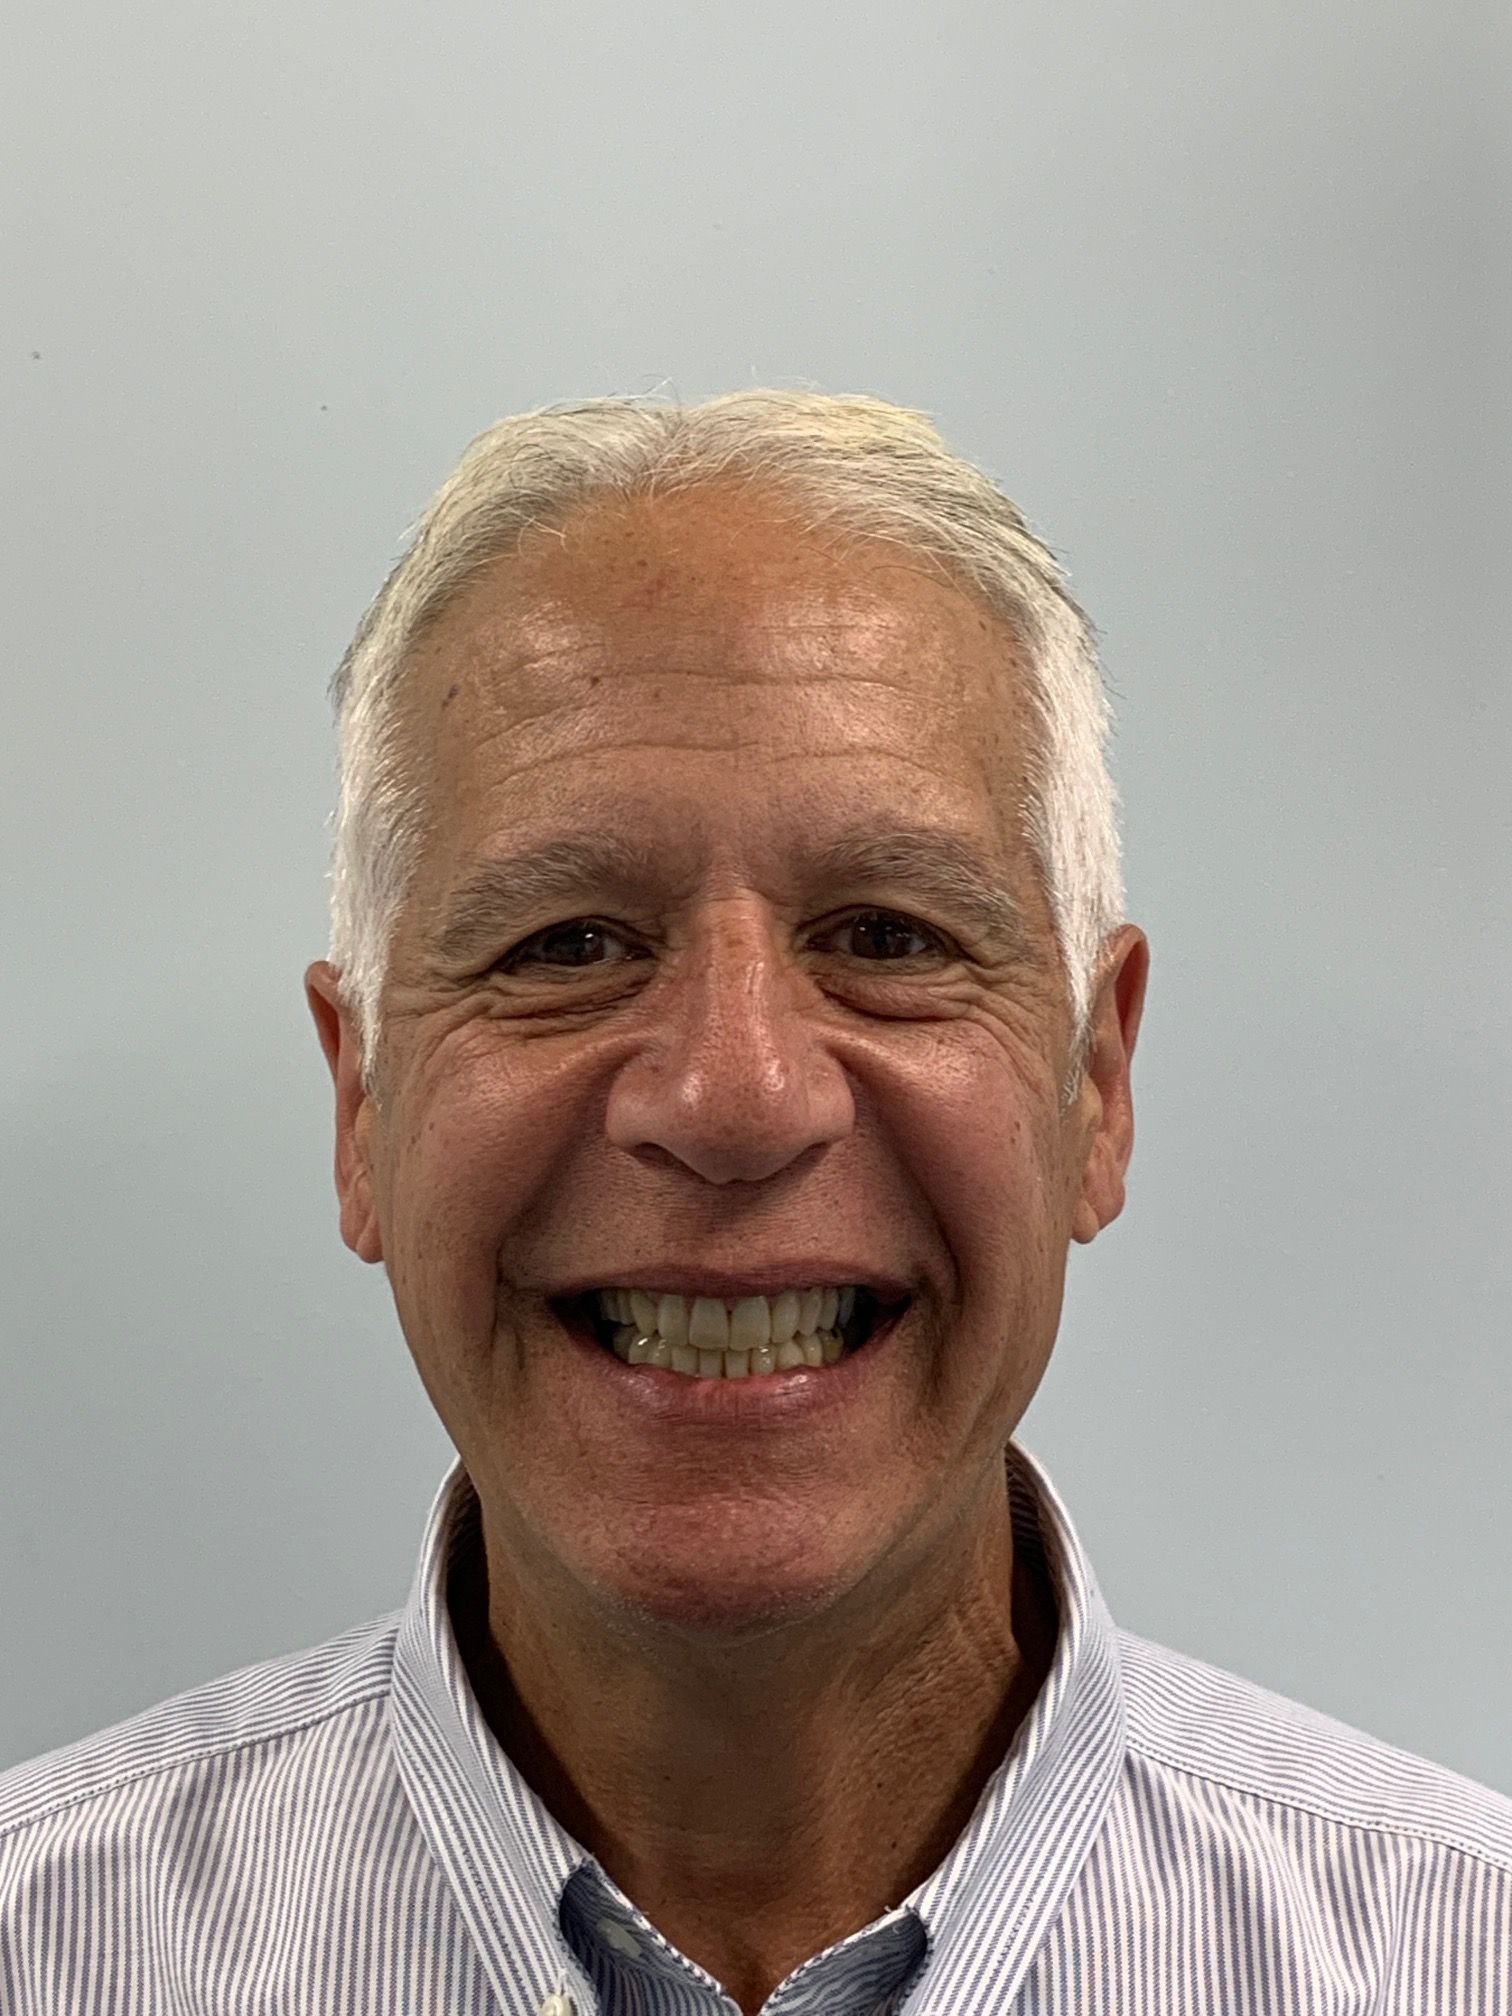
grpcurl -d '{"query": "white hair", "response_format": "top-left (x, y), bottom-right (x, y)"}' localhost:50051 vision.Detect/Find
top-left (323, 390), bottom-right (1126, 1108)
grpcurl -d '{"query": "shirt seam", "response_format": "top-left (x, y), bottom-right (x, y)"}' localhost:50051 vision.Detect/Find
top-left (1126, 1732), bottom-right (1512, 1875)
top-left (0, 1685), bottom-right (394, 1848)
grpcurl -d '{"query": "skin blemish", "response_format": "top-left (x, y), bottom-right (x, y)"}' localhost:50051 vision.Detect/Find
top-left (619, 561), bottom-right (678, 614)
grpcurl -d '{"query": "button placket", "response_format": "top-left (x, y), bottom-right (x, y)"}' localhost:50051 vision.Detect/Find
top-left (538, 1962), bottom-right (585, 2016)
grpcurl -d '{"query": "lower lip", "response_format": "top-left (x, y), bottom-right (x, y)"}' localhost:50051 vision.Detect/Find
top-left (558, 1308), bottom-right (905, 1430)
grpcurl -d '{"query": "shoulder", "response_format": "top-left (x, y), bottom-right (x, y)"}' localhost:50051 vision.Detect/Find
top-left (1116, 1625), bottom-right (1512, 1873)
top-left (0, 1609), bottom-right (402, 1853)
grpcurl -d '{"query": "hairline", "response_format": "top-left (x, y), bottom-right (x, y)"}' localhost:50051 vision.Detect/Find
top-left (325, 395), bottom-right (1123, 1114)
top-left (373, 510), bottom-right (1073, 1093)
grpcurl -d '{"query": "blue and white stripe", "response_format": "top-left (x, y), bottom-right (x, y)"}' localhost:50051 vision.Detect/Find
top-left (3, 1441), bottom-right (1509, 2013)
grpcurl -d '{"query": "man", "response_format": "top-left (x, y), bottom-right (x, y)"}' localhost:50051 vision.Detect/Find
top-left (1, 391), bottom-right (1507, 2015)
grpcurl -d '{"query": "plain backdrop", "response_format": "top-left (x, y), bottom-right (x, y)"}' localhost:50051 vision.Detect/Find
top-left (3, 0), bottom-right (1508, 1790)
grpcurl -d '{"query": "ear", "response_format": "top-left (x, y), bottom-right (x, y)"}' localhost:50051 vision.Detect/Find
top-left (304, 961), bottom-right (385, 1265)
top-left (1069, 926), bottom-right (1150, 1246)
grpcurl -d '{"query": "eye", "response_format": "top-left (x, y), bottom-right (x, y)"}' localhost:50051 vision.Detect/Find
top-left (501, 920), bottom-right (637, 971)
top-left (822, 909), bottom-right (950, 961)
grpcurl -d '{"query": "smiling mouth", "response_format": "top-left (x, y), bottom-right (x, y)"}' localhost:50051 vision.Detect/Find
top-left (552, 1285), bottom-right (907, 1380)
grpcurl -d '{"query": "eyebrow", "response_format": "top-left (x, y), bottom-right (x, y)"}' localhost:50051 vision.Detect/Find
top-left (428, 835), bottom-right (665, 964)
top-left (426, 823), bottom-right (1034, 964)
top-left (804, 826), bottom-right (1034, 955)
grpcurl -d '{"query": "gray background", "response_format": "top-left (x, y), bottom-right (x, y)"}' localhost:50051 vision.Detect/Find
top-left (4, 1), bottom-right (1508, 1790)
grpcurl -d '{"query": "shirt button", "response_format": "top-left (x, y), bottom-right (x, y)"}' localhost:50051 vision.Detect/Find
top-left (596, 1914), bottom-right (643, 1959)
top-left (537, 1996), bottom-right (574, 2016)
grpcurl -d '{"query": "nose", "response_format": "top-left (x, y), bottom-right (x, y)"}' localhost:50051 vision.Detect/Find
top-left (603, 902), bottom-right (855, 1184)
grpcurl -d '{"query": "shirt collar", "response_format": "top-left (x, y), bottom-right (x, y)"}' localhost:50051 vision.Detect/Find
top-left (390, 1438), bottom-right (1127, 2016)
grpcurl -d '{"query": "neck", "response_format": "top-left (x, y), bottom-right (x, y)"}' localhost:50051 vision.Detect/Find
top-left (451, 1475), bottom-right (1059, 2016)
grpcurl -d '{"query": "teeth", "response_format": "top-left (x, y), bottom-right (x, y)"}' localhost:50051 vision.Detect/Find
top-left (594, 1283), bottom-right (886, 1379)
top-left (597, 1285), bottom-right (862, 1338)
top-left (728, 1296), bottom-right (771, 1352)
top-left (609, 1323), bottom-right (847, 1380)
top-left (657, 1294), bottom-right (690, 1348)
top-left (688, 1297), bottom-right (730, 1351)
top-left (630, 1288), bottom-right (658, 1334)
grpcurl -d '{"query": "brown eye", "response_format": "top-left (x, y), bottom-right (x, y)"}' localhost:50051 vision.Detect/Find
top-left (505, 921), bottom-right (630, 970)
top-left (834, 911), bottom-right (943, 960)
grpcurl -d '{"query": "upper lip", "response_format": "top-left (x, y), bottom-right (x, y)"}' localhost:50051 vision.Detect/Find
top-left (544, 1264), bottom-right (913, 1302)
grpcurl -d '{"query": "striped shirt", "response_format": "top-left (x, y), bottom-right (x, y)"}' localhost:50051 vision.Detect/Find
top-left (2, 1441), bottom-right (1509, 2014)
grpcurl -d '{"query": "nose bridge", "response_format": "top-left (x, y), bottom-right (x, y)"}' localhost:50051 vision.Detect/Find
top-left (669, 896), bottom-right (817, 1127)
top-left (682, 897), bottom-right (790, 1062)
top-left (605, 894), bottom-right (854, 1183)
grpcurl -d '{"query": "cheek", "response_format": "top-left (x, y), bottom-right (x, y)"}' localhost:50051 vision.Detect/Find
top-left (900, 1039), bottom-right (1073, 1451)
top-left (383, 1034), bottom-right (604, 1318)
top-left (864, 1025), bottom-right (1067, 1304)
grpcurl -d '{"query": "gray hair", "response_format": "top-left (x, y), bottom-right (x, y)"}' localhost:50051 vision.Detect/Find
top-left (323, 390), bottom-right (1125, 1107)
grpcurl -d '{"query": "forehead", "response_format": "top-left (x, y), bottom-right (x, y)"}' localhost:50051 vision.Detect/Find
top-left (415, 482), bottom-right (1022, 735)
top-left (397, 485), bottom-right (1037, 898)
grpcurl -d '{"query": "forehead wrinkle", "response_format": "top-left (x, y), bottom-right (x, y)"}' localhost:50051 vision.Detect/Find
top-left (506, 555), bottom-right (946, 624)
top-left (415, 651), bottom-right (981, 777)
top-left (427, 567), bottom-right (1003, 682)
top-left (442, 740), bottom-right (995, 787)
top-left (443, 651), bottom-right (969, 703)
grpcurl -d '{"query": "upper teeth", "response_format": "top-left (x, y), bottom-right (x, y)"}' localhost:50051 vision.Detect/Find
top-left (594, 1285), bottom-right (857, 1352)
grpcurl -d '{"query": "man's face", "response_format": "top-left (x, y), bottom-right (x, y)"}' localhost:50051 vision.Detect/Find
top-left (307, 485), bottom-right (1145, 1639)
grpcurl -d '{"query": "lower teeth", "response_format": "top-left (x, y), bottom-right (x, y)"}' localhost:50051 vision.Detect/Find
top-left (609, 1325), bottom-right (845, 1378)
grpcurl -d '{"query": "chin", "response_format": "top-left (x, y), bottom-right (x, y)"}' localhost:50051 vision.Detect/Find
top-left (588, 1526), bottom-right (862, 1644)
top-left (609, 1576), bottom-right (847, 1646)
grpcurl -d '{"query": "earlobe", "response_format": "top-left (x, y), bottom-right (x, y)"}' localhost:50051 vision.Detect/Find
top-left (338, 1103), bottom-right (385, 1266)
top-left (1070, 1196), bottom-right (1100, 1246)
top-left (1070, 926), bottom-right (1149, 1247)
top-left (304, 961), bottom-right (385, 1267)
top-left (1072, 1148), bottom-right (1126, 1244)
